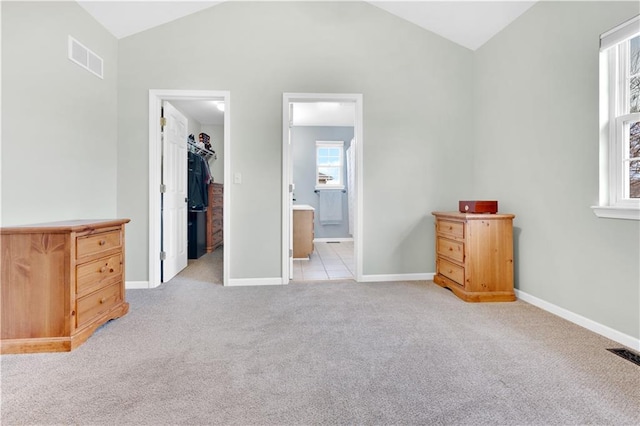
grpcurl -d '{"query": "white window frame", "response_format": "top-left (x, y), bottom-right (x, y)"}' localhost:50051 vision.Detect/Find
top-left (315, 141), bottom-right (345, 190)
top-left (593, 15), bottom-right (640, 220)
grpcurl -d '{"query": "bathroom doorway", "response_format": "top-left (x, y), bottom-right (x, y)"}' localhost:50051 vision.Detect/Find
top-left (282, 93), bottom-right (363, 282)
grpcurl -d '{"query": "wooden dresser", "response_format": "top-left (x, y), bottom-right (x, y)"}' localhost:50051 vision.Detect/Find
top-left (432, 212), bottom-right (515, 302)
top-left (1, 219), bottom-right (130, 353)
top-left (206, 183), bottom-right (223, 252)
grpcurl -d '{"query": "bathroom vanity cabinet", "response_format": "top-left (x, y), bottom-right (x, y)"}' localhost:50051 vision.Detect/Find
top-left (293, 206), bottom-right (314, 259)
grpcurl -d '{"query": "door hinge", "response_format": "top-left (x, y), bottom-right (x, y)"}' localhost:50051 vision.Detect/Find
top-left (289, 249), bottom-right (293, 257)
top-left (160, 117), bottom-right (167, 127)
top-left (160, 251), bottom-right (167, 261)
top-left (160, 184), bottom-right (166, 193)
top-left (289, 184), bottom-right (294, 193)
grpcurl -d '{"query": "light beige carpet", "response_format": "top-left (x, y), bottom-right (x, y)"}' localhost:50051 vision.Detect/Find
top-left (1, 264), bottom-right (638, 425)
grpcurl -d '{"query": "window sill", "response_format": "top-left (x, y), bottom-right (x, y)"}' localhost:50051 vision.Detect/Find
top-left (591, 205), bottom-right (640, 220)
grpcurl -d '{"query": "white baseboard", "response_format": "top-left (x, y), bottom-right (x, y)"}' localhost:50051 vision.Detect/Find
top-left (313, 238), bottom-right (354, 243)
top-left (515, 289), bottom-right (640, 351)
top-left (126, 281), bottom-right (150, 289)
top-left (227, 277), bottom-right (285, 286)
top-left (360, 273), bottom-right (435, 282)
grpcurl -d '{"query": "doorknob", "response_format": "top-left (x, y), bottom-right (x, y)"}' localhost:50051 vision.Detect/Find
top-left (185, 198), bottom-right (188, 203)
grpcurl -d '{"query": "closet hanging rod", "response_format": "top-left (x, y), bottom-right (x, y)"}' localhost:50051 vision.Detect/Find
top-left (314, 189), bottom-right (346, 193)
top-left (187, 140), bottom-right (216, 160)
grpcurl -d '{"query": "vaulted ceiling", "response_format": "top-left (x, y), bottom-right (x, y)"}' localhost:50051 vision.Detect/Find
top-left (78, 1), bottom-right (539, 127)
top-left (77, 1), bottom-right (537, 51)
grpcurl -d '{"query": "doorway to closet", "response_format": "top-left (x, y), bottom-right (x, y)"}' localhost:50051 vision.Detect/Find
top-left (148, 90), bottom-right (230, 288)
top-left (282, 93), bottom-right (363, 283)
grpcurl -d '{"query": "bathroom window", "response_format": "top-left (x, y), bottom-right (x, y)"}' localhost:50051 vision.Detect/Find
top-left (316, 141), bottom-right (344, 189)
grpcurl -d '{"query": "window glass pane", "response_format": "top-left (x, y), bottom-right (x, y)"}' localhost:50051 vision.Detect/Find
top-left (317, 155), bottom-right (329, 166)
top-left (318, 167), bottom-right (341, 185)
top-left (629, 160), bottom-right (640, 198)
top-left (631, 76), bottom-right (640, 113)
top-left (630, 36), bottom-right (640, 75)
top-left (327, 147), bottom-right (340, 157)
top-left (630, 36), bottom-right (640, 113)
top-left (630, 121), bottom-right (640, 159)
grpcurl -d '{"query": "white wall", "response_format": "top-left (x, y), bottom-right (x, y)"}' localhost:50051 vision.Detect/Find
top-left (1, 1), bottom-right (118, 225)
top-left (117, 1), bottom-right (474, 281)
top-left (473, 1), bottom-right (640, 341)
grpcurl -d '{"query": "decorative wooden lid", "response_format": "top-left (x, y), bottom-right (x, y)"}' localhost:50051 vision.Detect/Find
top-left (432, 211), bottom-right (515, 220)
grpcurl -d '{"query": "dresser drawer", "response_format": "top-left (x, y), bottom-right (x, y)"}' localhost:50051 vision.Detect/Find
top-left (212, 230), bottom-right (223, 244)
top-left (76, 230), bottom-right (121, 259)
top-left (438, 258), bottom-right (465, 286)
top-left (436, 220), bottom-right (464, 239)
top-left (76, 282), bottom-right (122, 328)
top-left (211, 217), bottom-right (222, 230)
top-left (76, 254), bottom-right (123, 297)
top-left (437, 237), bottom-right (464, 263)
top-left (210, 184), bottom-right (223, 196)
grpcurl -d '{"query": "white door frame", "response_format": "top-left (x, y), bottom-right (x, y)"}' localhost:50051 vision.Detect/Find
top-left (282, 93), bottom-right (364, 283)
top-left (149, 89), bottom-right (231, 288)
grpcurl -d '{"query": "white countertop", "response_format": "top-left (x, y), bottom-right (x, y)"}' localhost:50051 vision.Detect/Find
top-left (292, 204), bottom-right (315, 211)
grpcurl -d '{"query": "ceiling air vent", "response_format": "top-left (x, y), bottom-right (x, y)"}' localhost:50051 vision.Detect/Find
top-left (68, 36), bottom-right (103, 79)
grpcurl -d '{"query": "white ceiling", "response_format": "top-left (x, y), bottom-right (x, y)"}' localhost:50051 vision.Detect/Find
top-left (370, 1), bottom-right (537, 50)
top-left (170, 100), bottom-right (224, 126)
top-left (77, 1), bottom-right (538, 51)
top-left (77, 1), bottom-right (223, 40)
top-left (292, 102), bottom-right (356, 127)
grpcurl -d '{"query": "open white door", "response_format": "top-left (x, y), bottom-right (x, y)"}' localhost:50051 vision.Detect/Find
top-left (161, 101), bottom-right (188, 282)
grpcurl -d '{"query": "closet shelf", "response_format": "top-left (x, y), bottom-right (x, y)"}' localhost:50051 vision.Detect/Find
top-left (188, 140), bottom-right (216, 161)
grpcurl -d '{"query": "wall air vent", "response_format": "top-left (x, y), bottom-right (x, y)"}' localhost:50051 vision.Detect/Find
top-left (68, 36), bottom-right (103, 79)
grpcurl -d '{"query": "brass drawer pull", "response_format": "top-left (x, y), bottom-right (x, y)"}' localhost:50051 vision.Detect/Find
top-left (99, 297), bottom-right (107, 304)
top-left (100, 266), bottom-right (107, 273)
top-left (99, 240), bottom-right (106, 246)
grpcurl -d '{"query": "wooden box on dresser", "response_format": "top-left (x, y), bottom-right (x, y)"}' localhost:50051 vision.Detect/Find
top-left (206, 183), bottom-right (223, 252)
top-left (432, 212), bottom-right (515, 302)
top-left (1, 219), bottom-right (130, 354)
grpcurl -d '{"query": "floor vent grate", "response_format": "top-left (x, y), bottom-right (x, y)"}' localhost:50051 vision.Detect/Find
top-left (606, 348), bottom-right (640, 366)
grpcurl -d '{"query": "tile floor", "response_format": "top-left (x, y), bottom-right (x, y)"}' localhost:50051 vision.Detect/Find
top-left (292, 241), bottom-right (354, 281)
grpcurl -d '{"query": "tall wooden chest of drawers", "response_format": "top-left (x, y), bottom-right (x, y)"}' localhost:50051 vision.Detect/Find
top-left (1, 219), bottom-right (130, 353)
top-left (206, 183), bottom-right (223, 252)
top-left (432, 212), bottom-right (515, 302)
